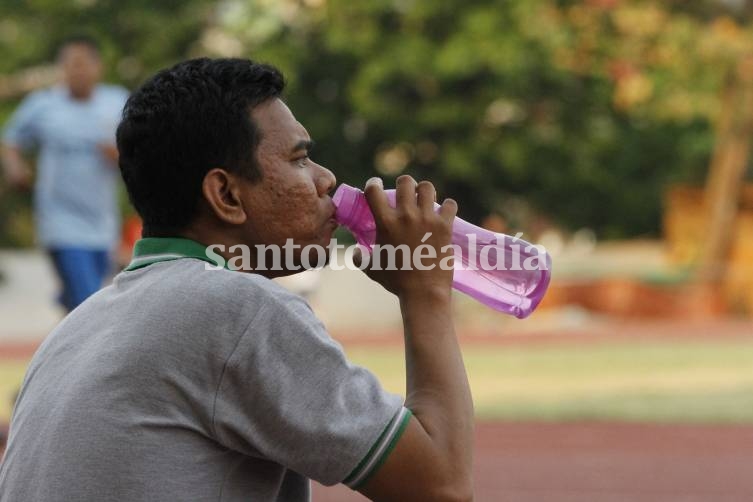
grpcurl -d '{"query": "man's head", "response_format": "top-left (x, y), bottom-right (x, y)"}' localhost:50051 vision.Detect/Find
top-left (57, 35), bottom-right (102, 99)
top-left (117, 58), bottom-right (337, 274)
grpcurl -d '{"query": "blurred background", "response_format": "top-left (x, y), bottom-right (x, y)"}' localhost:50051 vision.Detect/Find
top-left (1, 0), bottom-right (753, 500)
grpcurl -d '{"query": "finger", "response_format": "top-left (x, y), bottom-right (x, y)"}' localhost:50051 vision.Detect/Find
top-left (363, 177), bottom-right (392, 223)
top-left (438, 198), bottom-right (458, 224)
top-left (352, 246), bottom-right (377, 281)
top-left (395, 175), bottom-right (417, 211)
top-left (352, 246), bottom-right (362, 268)
top-left (416, 181), bottom-right (436, 215)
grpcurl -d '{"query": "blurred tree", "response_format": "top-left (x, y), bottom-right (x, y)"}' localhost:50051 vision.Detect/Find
top-left (0, 0), bottom-right (215, 88)
top-left (211, 0), bottom-right (745, 237)
top-left (2, 0), bottom-right (752, 245)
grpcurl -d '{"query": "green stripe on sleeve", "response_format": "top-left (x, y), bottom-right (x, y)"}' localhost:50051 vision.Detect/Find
top-left (344, 406), bottom-right (412, 489)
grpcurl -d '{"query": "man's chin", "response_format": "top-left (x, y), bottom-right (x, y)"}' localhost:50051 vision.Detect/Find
top-left (223, 238), bottom-right (332, 275)
top-left (296, 246), bottom-right (332, 270)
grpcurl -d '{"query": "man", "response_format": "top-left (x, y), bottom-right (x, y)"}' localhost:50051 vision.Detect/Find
top-left (1, 35), bottom-right (129, 312)
top-left (0, 59), bottom-right (474, 501)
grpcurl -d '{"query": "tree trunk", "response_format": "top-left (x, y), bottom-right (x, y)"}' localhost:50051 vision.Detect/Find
top-left (699, 55), bottom-right (753, 282)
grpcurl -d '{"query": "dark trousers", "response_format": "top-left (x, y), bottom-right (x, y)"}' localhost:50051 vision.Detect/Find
top-left (48, 248), bottom-right (110, 312)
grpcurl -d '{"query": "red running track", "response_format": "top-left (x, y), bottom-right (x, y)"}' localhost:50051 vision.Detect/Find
top-left (313, 421), bottom-right (753, 502)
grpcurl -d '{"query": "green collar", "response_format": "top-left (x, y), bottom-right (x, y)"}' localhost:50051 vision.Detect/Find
top-left (125, 237), bottom-right (225, 271)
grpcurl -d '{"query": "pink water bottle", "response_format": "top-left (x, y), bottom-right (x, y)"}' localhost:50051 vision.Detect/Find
top-left (332, 184), bottom-right (552, 318)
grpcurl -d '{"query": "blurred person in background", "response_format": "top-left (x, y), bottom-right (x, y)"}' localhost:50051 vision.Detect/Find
top-left (0, 35), bottom-right (128, 312)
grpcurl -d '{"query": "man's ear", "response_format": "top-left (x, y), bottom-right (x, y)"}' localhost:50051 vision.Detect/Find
top-left (201, 168), bottom-right (248, 225)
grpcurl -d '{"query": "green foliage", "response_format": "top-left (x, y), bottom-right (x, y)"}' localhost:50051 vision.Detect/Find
top-left (0, 0), bottom-right (215, 86)
top-left (217, 0), bottom-right (729, 235)
top-left (1, 0), bottom-right (748, 245)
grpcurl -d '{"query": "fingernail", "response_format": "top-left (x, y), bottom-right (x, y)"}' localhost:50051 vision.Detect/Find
top-left (366, 177), bottom-right (383, 189)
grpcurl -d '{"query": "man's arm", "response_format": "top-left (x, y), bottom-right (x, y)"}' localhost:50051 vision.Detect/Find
top-left (355, 176), bottom-right (474, 501)
top-left (0, 144), bottom-right (32, 190)
top-left (2, 91), bottom-right (46, 190)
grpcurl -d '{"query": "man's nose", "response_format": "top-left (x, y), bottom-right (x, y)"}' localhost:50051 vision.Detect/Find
top-left (316, 163), bottom-right (337, 195)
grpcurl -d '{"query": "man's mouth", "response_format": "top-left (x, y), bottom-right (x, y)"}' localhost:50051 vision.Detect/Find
top-left (326, 207), bottom-right (338, 226)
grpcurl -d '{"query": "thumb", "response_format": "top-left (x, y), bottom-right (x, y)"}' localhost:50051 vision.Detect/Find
top-left (351, 245), bottom-right (375, 280)
top-left (352, 246), bottom-right (364, 269)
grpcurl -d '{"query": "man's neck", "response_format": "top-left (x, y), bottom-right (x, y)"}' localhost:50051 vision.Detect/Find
top-left (68, 87), bottom-right (95, 101)
top-left (178, 227), bottom-right (281, 278)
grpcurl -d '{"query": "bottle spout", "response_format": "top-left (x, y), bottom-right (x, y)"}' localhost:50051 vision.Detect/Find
top-left (332, 184), bottom-right (365, 227)
top-left (332, 183), bottom-right (378, 247)
top-left (332, 184), bottom-right (353, 224)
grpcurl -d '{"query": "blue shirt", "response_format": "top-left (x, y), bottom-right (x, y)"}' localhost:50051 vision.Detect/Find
top-left (2, 84), bottom-right (129, 249)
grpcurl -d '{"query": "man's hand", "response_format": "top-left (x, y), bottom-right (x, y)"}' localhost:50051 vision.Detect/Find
top-left (1, 145), bottom-right (33, 191)
top-left (357, 175), bottom-right (457, 298)
top-left (353, 175), bottom-right (474, 502)
top-left (5, 165), bottom-right (32, 191)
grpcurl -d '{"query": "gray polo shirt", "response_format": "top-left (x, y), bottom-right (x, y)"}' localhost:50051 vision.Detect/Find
top-left (0, 238), bottom-right (410, 501)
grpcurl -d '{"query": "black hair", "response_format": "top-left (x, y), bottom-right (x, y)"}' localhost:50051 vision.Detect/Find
top-left (116, 58), bottom-right (285, 236)
top-left (57, 34), bottom-right (101, 59)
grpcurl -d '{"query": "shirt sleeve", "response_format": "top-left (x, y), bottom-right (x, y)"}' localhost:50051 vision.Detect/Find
top-left (211, 284), bottom-right (410, 487)
top-left (2, 91), bottom-right (46, 151)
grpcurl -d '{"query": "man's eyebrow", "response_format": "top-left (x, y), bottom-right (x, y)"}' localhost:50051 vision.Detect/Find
top-left (291, 139), bottom-right (315, 153)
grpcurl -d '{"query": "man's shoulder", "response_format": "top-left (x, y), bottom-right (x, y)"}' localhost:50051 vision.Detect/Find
top-left (96, 84), bottom-right (129, 103)
top-left (129, 260), bottom-right (308, 319)
top-left (97, 83), bottom-right (128, 94)
top-left (95, 261), bottom-right (314, 356)
top-left (200, 264), bottom-right (308, 311)
top-left (17, 87), bottom-right (57, 108)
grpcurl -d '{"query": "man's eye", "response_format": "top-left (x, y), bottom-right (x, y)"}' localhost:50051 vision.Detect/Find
top-left (297, 156), bottom-right (309, 167)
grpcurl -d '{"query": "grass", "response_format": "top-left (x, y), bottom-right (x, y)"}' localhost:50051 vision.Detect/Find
top-left (1, 337), bottom-right (752, 424)
top-left (344, 338), bottom-right (753, 424)
top-left (0, 361), bottom-right (26, 423)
